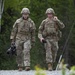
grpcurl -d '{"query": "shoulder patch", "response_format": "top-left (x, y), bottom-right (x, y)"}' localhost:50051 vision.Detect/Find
top-left (28, 18), bottom-right (33, 23)
top-left (42, 19), bottom-right (47, 24)
top-left (13, 18), bottom-right (22, 28)
top-left (16, 18), bottom-right (22, 24)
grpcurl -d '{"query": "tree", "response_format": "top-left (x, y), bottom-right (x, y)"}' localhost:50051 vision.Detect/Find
top-left (0, 0), bottom-right (5, 31)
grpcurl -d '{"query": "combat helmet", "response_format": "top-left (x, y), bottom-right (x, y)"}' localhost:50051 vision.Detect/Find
top-left (21, 8), bottom-right (30, 14)
top-left (46, 8), bottom-right (55, 15)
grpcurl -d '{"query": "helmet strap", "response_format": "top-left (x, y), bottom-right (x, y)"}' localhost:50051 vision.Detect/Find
top-left (22, 16), bottom-right (29, 20)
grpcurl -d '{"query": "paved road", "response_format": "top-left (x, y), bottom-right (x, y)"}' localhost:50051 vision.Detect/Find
top-left (0, 70), bottom-right (70, 75)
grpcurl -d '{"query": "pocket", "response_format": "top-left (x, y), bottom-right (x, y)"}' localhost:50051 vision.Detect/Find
top-left (46, 28), bottom-right (56, 35)
top-left (24, 40), bottom-right (31, 50)
top-left (42, 30), bottom-right (47, 37)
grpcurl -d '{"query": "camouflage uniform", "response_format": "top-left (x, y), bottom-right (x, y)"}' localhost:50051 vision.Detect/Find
top-left (38, 8), bottom-right (65, 64)
top-left (10, 8), bottom-right (36, 67)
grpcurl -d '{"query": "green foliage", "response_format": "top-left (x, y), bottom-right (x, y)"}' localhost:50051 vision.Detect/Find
top-left (0, 19), bottom-right (1, 26)
top-left (69, 66), bottom-right (75, 75)
top-left (0, 0), bottom-right (75, 70)
top-left (35, 66), bottom-right (46, 75)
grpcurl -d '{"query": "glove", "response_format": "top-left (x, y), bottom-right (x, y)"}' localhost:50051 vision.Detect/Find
top-left (11, 39), bottom-right (15, 45)
top-left (40, 38), bottom-right (47, 43)
top-left (42, 39), bottom-right (47, 43)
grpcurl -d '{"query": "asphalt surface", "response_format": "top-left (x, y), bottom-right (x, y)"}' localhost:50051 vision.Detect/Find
top-left (0, 70), bottom-right (70, 75)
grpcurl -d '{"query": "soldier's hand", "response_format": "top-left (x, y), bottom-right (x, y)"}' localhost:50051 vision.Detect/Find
top-left (40, 38), bottom-right (46, 43)
top-left (11, 39), bottom-right (15, 45)
top-left (40, 38), bottom-right (44, 42)
top-left (11, 39), bottom-right (15, 42)
top-left (54, 16), bottom-right (58, 21)
top-left (42, 39), bottom-right (47, 43)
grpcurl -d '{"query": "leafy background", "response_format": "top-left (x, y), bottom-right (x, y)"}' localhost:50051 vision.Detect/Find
top-left (0, 0), bottom-right (75, 70)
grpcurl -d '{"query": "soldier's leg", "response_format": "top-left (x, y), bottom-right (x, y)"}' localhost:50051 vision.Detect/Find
top-left (44, 40), bottom-right (53, 63)
top-left (52, 41), bottom-right (59, 63)
top-left (15, 40), bottom-right (24, 69)
top-left (44, 39), bottom-right (53, 70)
top-left (23, 40), bottom-right (31, 70)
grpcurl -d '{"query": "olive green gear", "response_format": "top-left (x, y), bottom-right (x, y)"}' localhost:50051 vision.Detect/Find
top-left (21, 8), bottom-right (30, 14)
top-left (46, 8), bottom-right (55, 14)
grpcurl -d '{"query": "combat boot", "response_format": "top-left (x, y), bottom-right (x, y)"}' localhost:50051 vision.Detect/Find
top-left (25, 66), bottom-right (30, 71)
top-left (18, 67), bottom-right (23, 71)
top-left (48, 63), bottom-right (53, 71)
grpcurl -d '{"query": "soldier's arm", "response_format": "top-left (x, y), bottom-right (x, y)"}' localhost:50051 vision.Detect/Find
top-left (54, 16), bottom-right (65, 29)
top-left (38, 20), bottom-right (45, 39)
top-left (57, 19), bottom-right (65, 29)
top-left (30, 21), bottom-right (36, 42)
top-left (10, 21), bottom-right (18, 42)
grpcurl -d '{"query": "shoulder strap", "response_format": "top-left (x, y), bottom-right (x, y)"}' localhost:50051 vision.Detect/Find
top-left (42, 18), bottom-right (47, 29)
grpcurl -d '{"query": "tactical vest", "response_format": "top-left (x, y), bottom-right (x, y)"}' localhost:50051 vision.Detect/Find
top-left (17, 18), bottom-right (33, 35)
top-left (15, 18), bottom-right (34, 41)
top-left (42, 18), bottom-right (62, 38)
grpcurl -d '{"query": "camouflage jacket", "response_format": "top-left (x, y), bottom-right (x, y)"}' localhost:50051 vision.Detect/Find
top-left (10, 17), bottom-right (36, 42)
top-left (38, 18), bottom-right (65, 40)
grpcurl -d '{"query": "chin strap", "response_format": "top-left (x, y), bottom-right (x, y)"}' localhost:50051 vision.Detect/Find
top-left (22, 16), bottom-right (29, 20)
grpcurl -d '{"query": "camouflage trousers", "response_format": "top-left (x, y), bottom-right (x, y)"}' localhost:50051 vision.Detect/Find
top-left (44, 39), bottom-right (59, 63)
top-left (15, 39), bottom-right (31, 67)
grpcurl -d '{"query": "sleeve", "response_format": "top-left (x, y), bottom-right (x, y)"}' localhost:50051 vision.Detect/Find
top-left (38, 20), bottom-right (45, 39)
top-left (30, 21), bottom-right (36, 42)
top-left (56, 19), bottom-right (65, 29)
top-left (10, 21), bottom-right (18, 41)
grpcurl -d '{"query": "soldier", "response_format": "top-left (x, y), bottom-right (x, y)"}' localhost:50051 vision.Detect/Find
top-left (38, 8), bottom-right (65, 70)
top-left (10, 8), bottom-right (36, 71)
